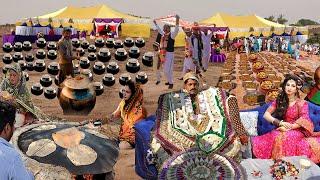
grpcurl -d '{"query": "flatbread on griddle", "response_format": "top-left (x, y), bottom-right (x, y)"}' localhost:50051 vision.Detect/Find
top-left (26, 139), bottom-right (56, 157)
top-left (67, 144), bottom-right (97, 166)
top-left (52, 127), bottom-right (85, 149)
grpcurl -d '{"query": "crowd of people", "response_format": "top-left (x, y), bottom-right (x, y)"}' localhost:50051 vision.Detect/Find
top-left (231, 35), bottom-right (320, 61)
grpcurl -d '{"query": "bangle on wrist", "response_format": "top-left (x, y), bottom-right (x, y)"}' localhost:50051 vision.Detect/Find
top-left (272, 118), bottom-right (279, 126)
top-left (279, 120), bottom-right (284, 127)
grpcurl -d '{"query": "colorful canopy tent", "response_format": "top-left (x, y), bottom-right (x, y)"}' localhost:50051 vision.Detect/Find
top-left (93, 18), bottom-right (123, 38)
top-left (200, 13), bottom-right (308, 38)
top-left (201, 13), bottom-right (284, 28)
top-left (17, 4), bottom-right (151, 38)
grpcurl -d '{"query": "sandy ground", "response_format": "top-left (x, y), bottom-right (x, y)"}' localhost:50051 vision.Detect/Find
top-left (1, 29), bottom-right (223, 180)
top-left (1, 27), bottom-right (319, 179)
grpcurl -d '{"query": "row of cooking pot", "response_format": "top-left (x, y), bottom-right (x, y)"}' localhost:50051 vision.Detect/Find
top-left (30, 72), bottom-right (148, 98)
top-left (34, 71), bottom-right (147, 87)
top-left (2, 47), bottom-right (152, 63)
top-left (2, 37), bottom-right (145, 53)
top-left (2, 57), bottom-right (148, 75)
top-left (3, 40), bottom-right (60, 52)
top-left (76, 37), bottom-right (145, 48)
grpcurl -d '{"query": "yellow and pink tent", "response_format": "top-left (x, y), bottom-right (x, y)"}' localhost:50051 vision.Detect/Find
top-left (17, 4), bottom-right (151, 38)
top-left (200, 13), bottom-right (308, 38)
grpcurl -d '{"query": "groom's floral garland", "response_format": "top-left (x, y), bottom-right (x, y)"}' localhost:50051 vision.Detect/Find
top-left (168, 88), bottom-right (227, 153)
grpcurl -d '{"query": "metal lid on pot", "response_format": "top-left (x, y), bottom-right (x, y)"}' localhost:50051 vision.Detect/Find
top-left (88, 44), bottom-right (96, 50)
top-left (63, 75), bottom-right (92, 90)
top-left (93, 81), bottom-right (103, 88)
top-left (120, 73), bottom-right (131, 81)
top-left (80, 57), bottom-right (89, 62)
top-left (18, 60), bottom-right (26, 66)
top-left (127, 58), bottom-right (139, 65)
top-left (23, 41), bottom-right (32, 46)
top-left (114, 40), bottom-right (123, 45)
top-left (14, 42), bottom-right (22, 48)
top-left (35, 59), bottom-right (45, 65)
top-left (99, 48), bottom-right (110, 53)
top-left (32, 83), bottom-right (43, 90)
top-left (137, 72), bottom-right (147, 79)
top-left (37, 38), bottom-right (46, 43)
top-left (37, 49), bottom-right (46, 55)
top-left (48, 50), bottom-right (57, 55)
top-left (3, 53), bottom-right (12, 59)
top-left (106, 38), bottom-right (114, 43)
top-left (136, 37), bottom-right (144, 43)
top-left (47, 41), bottom-right (56, 47)
top-left (125, 37), bottom-right (134, 42)
top-left (88, 52), bottom-right (97, 57)
top-left (3, 42), bottom-right (12, 48)
top-left (129, 46), bottom-right (140, 53)
top-left (95, 38), bottom-right (104, 43)
top-left (94, 62), bottom-right (105, 68)
top-left (116, 48), bottom-right (126, 55)
top-left (81, 40), bottom-right (89, 45)
top-left (41, 74), bottom-right (52, 81)
top-left (49, 62), bottom-right (59, 68)
top-left (45, 86), bottom-right (56, 93)
top-left (104, 73), bottom-right (115, 80)
top-left (26, 53), bottom-right (34, 58)
top-left (13, 52), bottom-right (23, 57)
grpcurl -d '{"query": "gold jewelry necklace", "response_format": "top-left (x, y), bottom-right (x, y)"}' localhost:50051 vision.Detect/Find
top-left (288, 96), bottom-right (296, 103)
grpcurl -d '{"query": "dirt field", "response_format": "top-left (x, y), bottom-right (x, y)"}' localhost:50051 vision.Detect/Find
top-left (1, 28), bottom-right (223, 179)
top-left (2, 27), bottom-right (319, 179)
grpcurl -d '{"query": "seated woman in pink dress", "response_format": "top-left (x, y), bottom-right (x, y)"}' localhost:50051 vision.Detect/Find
top-left (252, 75), bottom-right (320, 163)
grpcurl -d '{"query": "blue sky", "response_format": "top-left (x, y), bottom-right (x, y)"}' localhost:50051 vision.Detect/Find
top-left (1, 0), bottom-right (319, 24)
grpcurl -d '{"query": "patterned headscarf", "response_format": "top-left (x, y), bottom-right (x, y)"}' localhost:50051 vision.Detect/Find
top-left (122, 84), bottom-right (145, 117)
top-left (0, 63), bottom-right (28, 97)
top-left (0, 63), bottom-right (36, 115)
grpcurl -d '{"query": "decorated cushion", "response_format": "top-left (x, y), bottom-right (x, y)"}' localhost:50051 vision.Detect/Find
top-left (240, 103), bottom-right (275, 135)
top-left (154, 87), bottom-right (231, 154)
top-left (239, 111), bottom-right (259, 136)
top-left (134, 115), bottom-right (158, 179)
top-left (159, 149), bottom-right (244, 179)
top-left (308, 102), bottom-right (320, 132)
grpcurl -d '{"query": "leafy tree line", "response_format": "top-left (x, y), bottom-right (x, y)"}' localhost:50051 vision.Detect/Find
top-left (265, 15), bottom-right (319, 26)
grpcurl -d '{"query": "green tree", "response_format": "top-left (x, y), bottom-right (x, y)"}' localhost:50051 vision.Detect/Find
top-left (265, 16), bottom-right (276, 22)
top-left (295, 19), bottom-right (319, 26)
top-left (48, 17), bottom-right (53, 24)
top-left (270, 26), bottom-right (275, 32)
top-left (36, 17), bottom-right (40, 25)
top-left (249, 27), bottom-right (254, 32)
top-left (277, 14), bottom-right (288, 25)
top-left (68, 18), bottom-right (74, 24)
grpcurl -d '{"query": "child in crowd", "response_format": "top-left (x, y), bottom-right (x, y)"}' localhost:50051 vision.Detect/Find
top-left (153, 42), bottom-right (163, 85)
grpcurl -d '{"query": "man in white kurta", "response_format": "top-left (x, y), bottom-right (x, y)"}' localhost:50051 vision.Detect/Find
top-left (201, 28), bottom-right (213, 71)
top-left (154, 15), bottom-right (180, 89)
